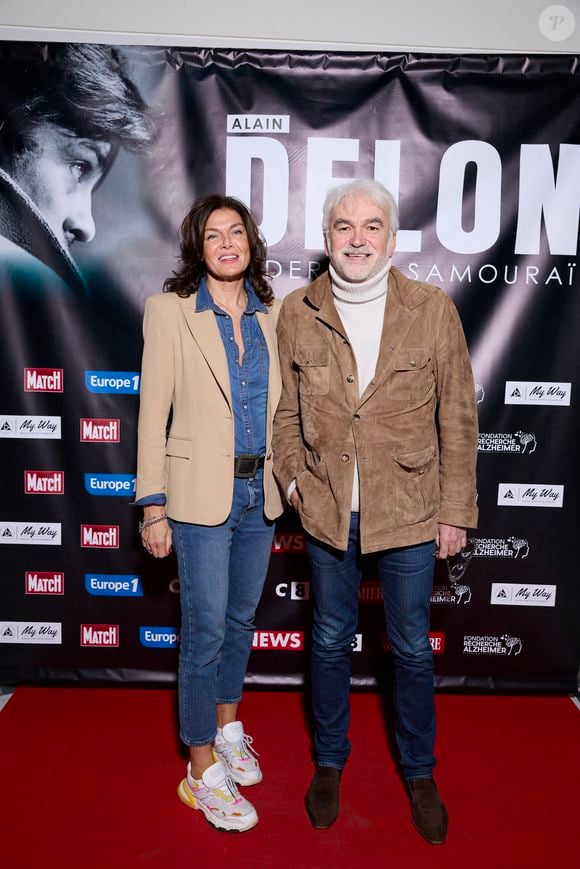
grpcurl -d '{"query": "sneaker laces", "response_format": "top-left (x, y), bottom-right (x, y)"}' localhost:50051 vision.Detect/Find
top-left (236, 733), bottom-right (259, 761)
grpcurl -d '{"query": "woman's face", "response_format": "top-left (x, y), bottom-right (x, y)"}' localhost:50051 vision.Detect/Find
top-left (202, 208), bottom-right (251, 282)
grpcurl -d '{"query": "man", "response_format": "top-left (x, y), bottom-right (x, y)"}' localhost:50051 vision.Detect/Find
top-left (272, 178), bottom-right (478, 844)
top-left (0, 42), bottom-right (152, 294)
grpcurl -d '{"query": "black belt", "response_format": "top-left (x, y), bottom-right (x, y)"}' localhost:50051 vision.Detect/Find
top-left (234, 454), bottom-right (265, 478)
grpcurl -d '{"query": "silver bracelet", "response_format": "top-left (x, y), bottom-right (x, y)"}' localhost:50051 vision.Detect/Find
top-left (139, 513), bottom-right (168, 534)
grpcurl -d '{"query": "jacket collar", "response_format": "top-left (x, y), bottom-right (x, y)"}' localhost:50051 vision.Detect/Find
top-left (305, 266), bottom-right (429, 313)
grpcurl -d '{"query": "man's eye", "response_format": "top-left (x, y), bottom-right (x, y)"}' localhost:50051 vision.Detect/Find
top-left (69, 161), bottom-right (88, 181)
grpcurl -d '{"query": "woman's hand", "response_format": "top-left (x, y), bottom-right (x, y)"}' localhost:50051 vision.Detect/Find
top-left (141, 506), bottom-right (173, 558)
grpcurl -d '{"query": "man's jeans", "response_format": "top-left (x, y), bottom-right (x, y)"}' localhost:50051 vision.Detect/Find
top-left (170, 470), bottom-right (274, 747)
top-left (307, 513), bottom-right (436, 780)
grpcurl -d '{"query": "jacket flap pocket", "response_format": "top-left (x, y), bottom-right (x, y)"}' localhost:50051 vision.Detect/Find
top-left (393, 348), bottom-right (430, 371)
top-left (166, 436), bottom-right (192, 459)
top-left (295, 345), bottom-right (330, 367)
top-left (394, 446), bottom-right (435, 470)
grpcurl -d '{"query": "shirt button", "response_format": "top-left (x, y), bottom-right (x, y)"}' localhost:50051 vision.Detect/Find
top-left (346, 374), bottom-right (355, 383)
top-left (341, 453), bottom-right (350, 462)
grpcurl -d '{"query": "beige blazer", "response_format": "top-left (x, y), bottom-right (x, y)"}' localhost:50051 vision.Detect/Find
top-left (136, 291), bottom-right (284, 524)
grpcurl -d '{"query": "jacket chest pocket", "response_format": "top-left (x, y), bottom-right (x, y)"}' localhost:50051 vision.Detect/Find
top-left (295, 345), bottom-right (330, 396)
top-left (387, 348), bottom-right (432, 402)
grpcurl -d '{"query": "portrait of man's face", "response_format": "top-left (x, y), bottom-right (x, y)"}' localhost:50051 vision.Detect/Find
top-left (8, 121), bottom-right (112, 249)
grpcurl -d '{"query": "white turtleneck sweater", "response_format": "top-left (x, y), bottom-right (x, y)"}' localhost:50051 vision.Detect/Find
top-left (330, 258), bottom-right (392, 511)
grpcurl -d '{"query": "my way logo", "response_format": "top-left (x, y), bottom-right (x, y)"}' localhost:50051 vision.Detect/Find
top-left (0, 622), bottom-right (62, 644)
top-left (0, 522), bottom-right (61, 545)
top-left (80, 624), bottom-right (119, 647)
top-left (140, 627), bottom-right (179, 648)
top-left (505, 381), bottom-right (571, 406)
top-left (85, 371), bottom-right (140, 394)
top-left (80, 418), bottom-right (120, 442)
top-left (80, 524), bottom-right (119, 549)
top-left (24, 367), bottom-right (63, 392)
top-left (84, 474), bottom-right (135, 496)
top-left (86, 574), bottom-right (143, 597)
top-left (0, 416), bottom-right (61, 439)
top-left (491, 583), bottom-right (556, 607)
top-left (478, 431), bottom-right (537, 454)
top-left (463, 634), bottom-right (523, 656)
top-left (26, 571), bottom-right (64, 595)
top-left (252, 630), bottom-right (304, 650)
top-left (498, 484), bottom-right (564, 508)
top-left (24, 470), bottom-right (64, 494)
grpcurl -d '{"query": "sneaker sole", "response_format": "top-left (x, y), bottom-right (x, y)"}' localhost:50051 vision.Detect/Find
top-left (177, 779), bottom-right (258, 833)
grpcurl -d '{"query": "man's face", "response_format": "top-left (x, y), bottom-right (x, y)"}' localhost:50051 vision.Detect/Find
top-left (8, 121), bottom-right (111, 250)
top-left (324, 191), bottom-right (396, 283)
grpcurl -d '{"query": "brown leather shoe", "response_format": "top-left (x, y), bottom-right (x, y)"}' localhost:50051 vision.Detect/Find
top-left (305, 766), bottom-right (342, 829)
top-left (407, 777), bottom-right (448, 844)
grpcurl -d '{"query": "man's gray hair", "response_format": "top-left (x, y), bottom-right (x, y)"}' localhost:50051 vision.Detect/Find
top-left (322, 178), bottom-right (399, 235)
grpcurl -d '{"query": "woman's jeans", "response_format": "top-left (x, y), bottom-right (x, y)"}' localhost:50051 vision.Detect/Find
top-left (170, 470), bottom-right (274, 747)
top-left (307, 513), bottom-right (436, 780)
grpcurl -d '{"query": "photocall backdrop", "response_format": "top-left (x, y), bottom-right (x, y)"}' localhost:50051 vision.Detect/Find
top-left (0, 45), bottom-right (578, 692)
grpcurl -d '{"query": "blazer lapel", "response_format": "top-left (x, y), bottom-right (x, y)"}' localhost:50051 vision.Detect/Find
top-left (257, 309), bottom-right (281, 416)
top-left (182, 305), bottom-right (232, 410)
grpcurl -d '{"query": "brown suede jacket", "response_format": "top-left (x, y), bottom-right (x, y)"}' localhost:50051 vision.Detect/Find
top-left (272, 268), bottom-right (479, 554)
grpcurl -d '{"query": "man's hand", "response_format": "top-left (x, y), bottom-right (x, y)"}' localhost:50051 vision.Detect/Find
top-left (289, 489), bottom-right (300, 510)
top-left (436, 523), bottom-right (466, 559)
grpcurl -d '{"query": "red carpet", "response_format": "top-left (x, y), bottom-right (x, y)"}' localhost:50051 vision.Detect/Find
top-left (0, 688), bottom-right (577, 868)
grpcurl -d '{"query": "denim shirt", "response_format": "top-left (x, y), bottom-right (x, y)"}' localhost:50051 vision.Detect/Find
top-left (136, 278), bottom-right (269, 507)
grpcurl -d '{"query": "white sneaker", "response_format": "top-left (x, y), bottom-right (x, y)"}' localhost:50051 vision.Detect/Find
top-left (213, 720), bottom-right (263, 786)
top-left (177, 759), bottom-right (258, 832)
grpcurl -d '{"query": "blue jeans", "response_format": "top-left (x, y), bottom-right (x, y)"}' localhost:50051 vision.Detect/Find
top-left (170, 470), bottom-right (274, 747)
top-left (307, 513), bottom-right (436, 780)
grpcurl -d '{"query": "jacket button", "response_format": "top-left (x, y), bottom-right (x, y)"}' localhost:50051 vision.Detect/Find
top-left (410, 360), bottom-right (416, 367)
top-left (346, 374), bottom-right (355, 383)
top-left (341, 453), bottom-right (350, 462)
top-left (353, 413), bottom-right (360, 422)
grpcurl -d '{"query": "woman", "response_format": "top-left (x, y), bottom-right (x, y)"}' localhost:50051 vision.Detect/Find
top-left (135, 195), bottom-right (283, 832)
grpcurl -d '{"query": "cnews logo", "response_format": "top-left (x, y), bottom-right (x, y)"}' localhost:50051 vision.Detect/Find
top-left (24, 367), bottom-right (63, 392)
top-left (0, 621), bottom-right (62, 644)
top-left (80, 624), bottom-right (119, 647)
top-left (252, 630), bottom-right (304, 650)
top-left (0, 416), bottom-right (61, 439)
top-left (271, 533), bottom-right (306, 553)
top-left (85, 574), bottom-right (143, 597)
top-left (80, 418), bottom-right (120, 443)
top-left (85, 371), bottom-right (140, 394)
top-left (80, 525), bottom-right (119, 549)
top-left (24, 470), bottom-right (64, 494)
top-left (140, 627), bottom-right (179, 648)
top-left (26, 571), bottom-right (64, 595)
top-left (84, 474), bottom-right (135, 496)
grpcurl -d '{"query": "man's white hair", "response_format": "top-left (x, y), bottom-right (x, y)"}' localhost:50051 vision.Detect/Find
top-left (322, 178), bottom-right (399, 235)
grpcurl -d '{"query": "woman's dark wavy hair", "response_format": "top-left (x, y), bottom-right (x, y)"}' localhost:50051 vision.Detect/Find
top-left (164, 195), bottom-right (273, 304)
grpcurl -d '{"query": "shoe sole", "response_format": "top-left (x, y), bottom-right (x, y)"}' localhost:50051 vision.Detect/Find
top-left (411, 818), bottom-right (447, 845)
top-left (177, 779), bottom-right (259, 833)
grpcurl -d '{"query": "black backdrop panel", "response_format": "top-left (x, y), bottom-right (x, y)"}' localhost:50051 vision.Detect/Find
top-left (0, 46), bottom-right (578, 691)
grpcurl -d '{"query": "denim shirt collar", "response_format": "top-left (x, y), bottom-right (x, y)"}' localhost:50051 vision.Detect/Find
top-left (195, 276), bottom-right (267, 315)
